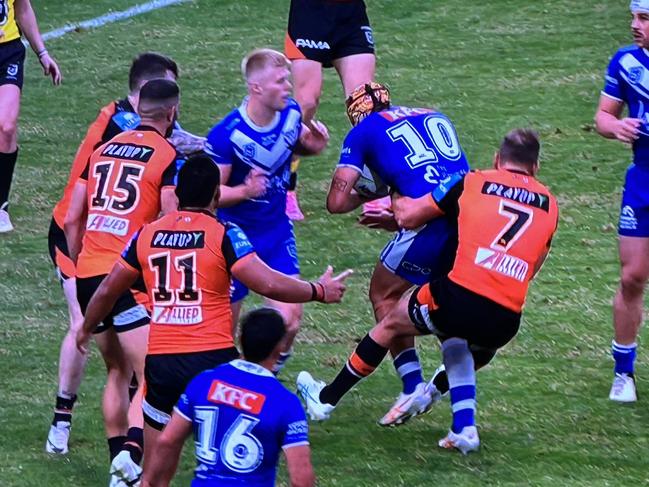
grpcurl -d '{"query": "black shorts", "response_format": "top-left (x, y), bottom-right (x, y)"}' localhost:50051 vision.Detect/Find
top-left (285, 0), bottom-right (374, 67)
top-left (408, 277), bottom-right (521, 351)
top-left (0, 39), bottom-right (25, 89)
top-left (143, 347), bottom-right (240, 430)
top-left (76, 275), bottom-right (150, 334)
top-left (47, 218), bottom-right (75, 281)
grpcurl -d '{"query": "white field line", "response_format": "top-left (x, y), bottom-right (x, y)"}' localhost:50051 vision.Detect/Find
top-left (24, 0), bottom-right (188, 45)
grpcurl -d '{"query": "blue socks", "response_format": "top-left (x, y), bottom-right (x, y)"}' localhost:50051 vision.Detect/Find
top-left (393, 347), bottom-right (424, 394)
top-left (612, 340), bottom-right (637, 376)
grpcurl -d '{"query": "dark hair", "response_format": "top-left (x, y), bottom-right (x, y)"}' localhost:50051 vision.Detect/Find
top-left (176, 155), bottom-right (220, 208)
top-left (139, 78), bottom-right (180, 104)
top-left (499, 128), bottom-right (540, 169)
top-left (128, 52), bottom-right (179, 92)
top-left (240, 308), bottom-right (286, 363)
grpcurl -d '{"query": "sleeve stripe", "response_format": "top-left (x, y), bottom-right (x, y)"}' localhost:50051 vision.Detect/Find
top-left (172, 406), bottom-right (192, 422)
top-left (282, 441), bottom-right (310, 450)
top-left (601, 91), bottom-right (623, 102)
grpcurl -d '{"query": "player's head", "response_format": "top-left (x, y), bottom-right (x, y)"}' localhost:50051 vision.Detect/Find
top-left (345, 82), bottom-right (391, 126)
top-left (631, 1), bottom-right (649, 48)
top-left (138, 79), bottom-right (180, 130)
top-left (128, 52), bottom-right (179, 93)
top-left (240, 308), bottom-right (287, 365)
top-left (241, 48), bottom-right (292, 111)
top-left (495, 128), bottom-right (541, 176)
top-left (176, 154), bottom-right (221, 210)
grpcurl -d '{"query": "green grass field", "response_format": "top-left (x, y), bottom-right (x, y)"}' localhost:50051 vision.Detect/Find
top-left (1, 0), bottom-right (646, 485)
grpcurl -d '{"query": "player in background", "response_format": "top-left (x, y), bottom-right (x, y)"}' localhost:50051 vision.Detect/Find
top-left (205, 48), bottom-right (329, 375)
top-left (298, 129), bottom-right (558, 454)
top-left (45, 52), bottom-right (204, 455)
top-left (142, 309), bottom-right (315, 487)
top-left (76, 155), bottom-right (350, 482)
top-left (595, 0), bottom-right (649, 402)
top-left (327, 82), bottom-right (470, 425)
top-left (0, 0), bottom-right (61, 232)
top-left (65, 79), bottom-right (179, 485)
top-left (284, 0), bottom-right (377, 220)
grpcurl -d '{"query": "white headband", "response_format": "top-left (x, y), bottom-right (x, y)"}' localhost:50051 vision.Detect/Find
top-left (631, 0), bottom-right (649, 13)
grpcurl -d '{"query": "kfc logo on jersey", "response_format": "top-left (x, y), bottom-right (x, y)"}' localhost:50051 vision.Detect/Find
top-left (296, 38), bottom-right (331, 50)
top-left (475, 247), bottom-right (529, 282)
top-left (86, 213), bottom-right (130, 236)
top-left (207, 380), bottom-right (267, 414)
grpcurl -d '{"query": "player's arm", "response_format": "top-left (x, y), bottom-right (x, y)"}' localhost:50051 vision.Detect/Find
top-left (594, 95), bottom-right (641, 144)
top-left (215, 163), bottom-right (268, 207)
top-left (284, 445), bottom-right (315, 487)
top-left (295, 120), bottom-right (329, 156)
top-left (14, 0), bottom-right (61, 85)
top-left (76, 261), bottom-right (139, 353)
top-left (326, 167), bottom-right (364, 213)
top-left (64, 181), bottom-right (88, 263)
top-left (141, 413), bottom-right (191, 487)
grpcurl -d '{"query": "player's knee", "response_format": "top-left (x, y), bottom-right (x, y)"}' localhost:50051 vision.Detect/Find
top-left (0, 119), bottom-right (17, 148)
top-left (620, 266), bottom-right (649, 296)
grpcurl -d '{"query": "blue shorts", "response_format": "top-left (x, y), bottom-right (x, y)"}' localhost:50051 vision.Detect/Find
top-left (619, 164), bottom-right (649, 237)
top-left (380, 218), bottom-right (456, 285)
top-left (231, 219), bottom-right (300, 302)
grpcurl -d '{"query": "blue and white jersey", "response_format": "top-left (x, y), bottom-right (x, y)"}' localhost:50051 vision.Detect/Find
top-left (338, 106), bottom-right (470, 198)
top-left (603, 45), bottom-right (649, 165)
top-left (205, 97), bottom-right (303, 228)
top-left (175, 359), bottom-right (309, 487)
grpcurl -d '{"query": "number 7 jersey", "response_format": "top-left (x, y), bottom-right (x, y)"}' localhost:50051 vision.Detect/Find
top-left (76, 126), bottom-right (178, 279)
top-left (433, 169), bottom-right (559, 313)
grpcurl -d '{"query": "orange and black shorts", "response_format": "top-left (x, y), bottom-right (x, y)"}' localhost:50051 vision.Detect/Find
top-left (76, 274), bottom-right (150, 334)
top-left (285, 0), bottom-right (374, 67)
top-left (48, 217), bottom-right (76, 281)
top-left (142, 347), bottom-right (239, 430)
top-left (408, 276), bottom-right (521, 350)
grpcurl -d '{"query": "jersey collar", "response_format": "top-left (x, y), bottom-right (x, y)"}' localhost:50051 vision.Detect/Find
top-left (230, 359), bottom-right (275, 377)
top-left (238, 96), bottom-right (281, 133)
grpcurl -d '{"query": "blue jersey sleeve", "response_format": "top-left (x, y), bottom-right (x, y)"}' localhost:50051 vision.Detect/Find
top-left (337, 124), bottom-right (367, 173)
top-left (281, 393), bottom-right (309, 449)
top-left (205, 122), bottom-right (234, 166)
top-left (174, 373), bottom-right (205, 422)
top-left (603, 50), bottom-right (624, 101)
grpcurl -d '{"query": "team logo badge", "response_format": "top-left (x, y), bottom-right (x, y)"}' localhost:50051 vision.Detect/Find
top-left (362, 26), bottom-right (374, 46)
top-left (243, 143), bottom-right (257, 159)
top-left (7, 64), bottom-right (18, 78)
top-left (629, 66), bottom-right (644, 85)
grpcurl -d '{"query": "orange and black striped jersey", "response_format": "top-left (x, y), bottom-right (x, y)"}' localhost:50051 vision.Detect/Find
top-left (53, 99), bottom-right (140, 228)
top-left (75, 126), bottom-right (177, 279)
top-left (0, 0), bottom-right (20, 44)
top-left (431, 169), bottom-right (558, 313)
top-left (120, 210), bottom-right (256, 355)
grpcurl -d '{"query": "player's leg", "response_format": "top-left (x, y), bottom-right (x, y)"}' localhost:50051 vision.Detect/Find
top-left (298, 288), bottom-right (423, 420)
top-left (263, 296), bottom-right (302, 374)
top-left (0, 83), bottom-right (20, 232)
top-left (93, 328), bottom-right (131, 461)
top-left (610, 236), bottom-right (649, 401)
top-left (332, 53), bottom-right (376, 98)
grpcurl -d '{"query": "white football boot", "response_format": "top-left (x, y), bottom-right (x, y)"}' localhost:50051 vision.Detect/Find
top-left (108, 450), bottom-right (142, 487)
top-left (45, 421), bottom-right (71, 455)
top-left (0, 204), bottom-right (14, 233)
top-left (296, 371), bottom-right (335, 421)
top-left (438, 425), bottom-right (480, 455)
top-left (609, 373), bottom-right (637, 402)
top-left (378, 382), bottom-right (436, 427)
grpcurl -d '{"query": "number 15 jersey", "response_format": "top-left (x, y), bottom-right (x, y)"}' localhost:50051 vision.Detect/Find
top-left (76, 126), bottom-right (177, 279)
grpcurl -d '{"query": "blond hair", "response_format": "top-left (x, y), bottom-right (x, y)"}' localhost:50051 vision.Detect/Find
top-left (241, 48), bottom-right (290, 82)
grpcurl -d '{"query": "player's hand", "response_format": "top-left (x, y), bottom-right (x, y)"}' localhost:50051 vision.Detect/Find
top-left (76, 328), bottom-right (91, 354)
top-left (358, 208), bottom-right (399, 232)
top-left (168, 129), bottom-right (206, 155)
top-left (300, 120), bottom-right (330, 154)
top-left (614, 117), bottom-right (642, 144)
top-left (244, 169), bottom-right (268, 198)
top-left (316, 265), bottom-right (353, 303)
top-left (39, 53), bottom-right (62, 86)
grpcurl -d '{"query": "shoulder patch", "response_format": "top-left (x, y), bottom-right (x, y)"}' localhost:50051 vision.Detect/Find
top-left (225, 223), bottom-right (254, 258)
top-left (112, 111), bottom-right (141, 131)
top-left (432, 171), bottom-right (464, 202)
